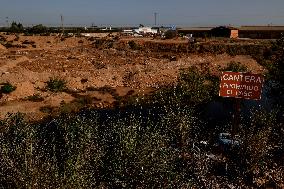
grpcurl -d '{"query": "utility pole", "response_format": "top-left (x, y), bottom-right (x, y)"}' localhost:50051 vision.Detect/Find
top-left (154, 12), bottom-right (158, 26)
top-left (6, 17), bottom-right (9, 27)
top-left (61, 14), bottom-right (64, 34)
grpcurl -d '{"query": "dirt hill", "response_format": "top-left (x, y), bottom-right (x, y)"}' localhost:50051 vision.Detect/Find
top-left (0, 44), bottom-right (6, 51)
top-left (0, 34), bottom-right (266, 121)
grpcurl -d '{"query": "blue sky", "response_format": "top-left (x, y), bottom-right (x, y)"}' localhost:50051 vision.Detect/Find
top-left (0, 0), bottom-right (284, 27)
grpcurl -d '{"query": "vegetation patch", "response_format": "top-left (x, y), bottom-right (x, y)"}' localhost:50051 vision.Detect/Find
top-left (9, 21), bottom-right (24, 33)
top-left (128, 40), bottom-right (141, 50)
top-left (163, 30), bottom-right (178, 39)
top-left (25, 94), bottom-right (44, 102)
top-left (85, 86), bottom-right (96, 91)
top-left (0, 30), bottom-right (283, 189)
top-left (22, 40), bottom-right (35, 45)
top-left (0, 82), bottom-right (16, 94)
top-left (46, 77), bottom-right (67, 92)
top-left (221, 61), bottom-right (248, 72)
top-left (39, 105), bottom-right (53, 113)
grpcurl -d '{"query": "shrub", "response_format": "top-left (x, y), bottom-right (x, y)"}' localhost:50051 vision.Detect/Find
top-left (22, 40), bottom-right (35, 45)
top-left (0, 83), bottom-right (16, 94)
top-left (236, 108), bottom-right (284, 188)
top-left (269, 34), bottom-right (284, 84)
top-left (0, 106), bottom-right (198, 188)
top-left (169, 66), bottom-right (219, 106)
top-left (128, 40), bottom-right (140, 50)
top-left (30, 24), bottom-right (47, 34)
top-left (26, 94), bottom-right (44, 102)
top-left (221, 61), bottom-right (248, 72)
top-left (163, 30), bottom-right (177, 39)
top-left (46, 78), bottom-right (67, 92)
top-left (23, 32), bottom-right (33, 36)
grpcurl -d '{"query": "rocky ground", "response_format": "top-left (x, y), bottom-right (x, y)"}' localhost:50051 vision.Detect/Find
top-left (0, 33), bottom-right (265, 121)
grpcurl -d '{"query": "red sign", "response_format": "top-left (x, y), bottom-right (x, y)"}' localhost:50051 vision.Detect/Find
top-left (219, 72), bottom-right (264, 100)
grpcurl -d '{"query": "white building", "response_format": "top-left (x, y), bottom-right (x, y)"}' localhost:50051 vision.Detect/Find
top-left (134, 27), bottom-right (158, 34)
top-left (122, 29), bottom-right (134, 35)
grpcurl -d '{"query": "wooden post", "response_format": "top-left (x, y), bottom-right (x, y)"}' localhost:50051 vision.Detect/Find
top-left (232, 98), bottom-right (241, 142)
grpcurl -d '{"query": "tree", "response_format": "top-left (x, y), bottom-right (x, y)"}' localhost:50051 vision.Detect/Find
top-left (30, 24), bottom-right (47, 34)
top-left (9, 21), bottom-right (24, 33)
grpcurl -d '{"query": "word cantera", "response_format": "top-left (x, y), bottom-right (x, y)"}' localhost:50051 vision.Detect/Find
top-left (222, 74), bottom-right (262, 83)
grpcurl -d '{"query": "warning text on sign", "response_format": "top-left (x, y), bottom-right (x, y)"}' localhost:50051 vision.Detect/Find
top-left (219, 72), bottom-right (264, 100)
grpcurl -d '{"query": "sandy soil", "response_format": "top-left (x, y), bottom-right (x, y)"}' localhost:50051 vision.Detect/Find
top-left (0, 34), bottom-right (265, 120)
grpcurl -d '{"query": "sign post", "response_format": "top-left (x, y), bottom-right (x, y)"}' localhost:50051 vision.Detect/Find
top-left (219, 72), bottom-right (264, 143)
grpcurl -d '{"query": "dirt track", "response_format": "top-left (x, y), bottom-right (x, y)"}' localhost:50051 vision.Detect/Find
top-left (0, 34), bottom-right (264, 120)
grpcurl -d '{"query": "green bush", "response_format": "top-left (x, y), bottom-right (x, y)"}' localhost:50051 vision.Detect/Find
top-left (46, 78), bottom-right (67, 92)
top-left (163, 30), bottom-right (177, 39)
top-left (0, 106), bottom-right (198, 188)
top-left (177, 67), bottom-right (219, 105)
top-left (9, 21), bottom-right (24, 33)
top-left (141, 66), bottom-right (219, 108)
top-left (221, 61), bottom-right (248, 72)
top-left (0, 83), bottom-right (16, 94)
top-left (30, 24), bottom-right (47, 34)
